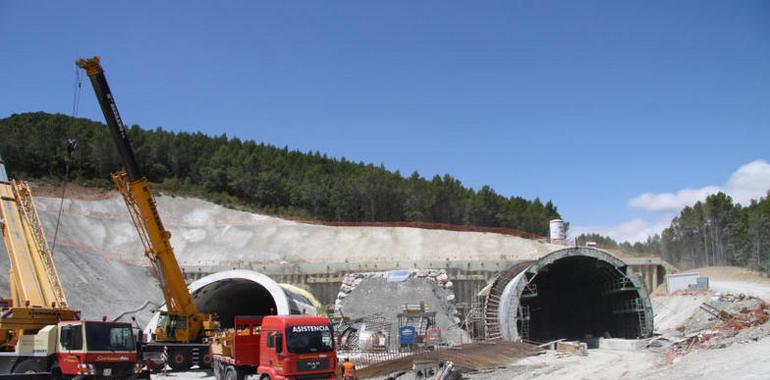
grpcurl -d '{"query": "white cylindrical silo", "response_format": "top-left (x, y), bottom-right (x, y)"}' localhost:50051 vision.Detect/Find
top-left (549, 219), bottom-right (566, 243)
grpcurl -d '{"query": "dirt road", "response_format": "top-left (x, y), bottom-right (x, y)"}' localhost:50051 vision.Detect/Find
top-left (710, 280), bottom-right (770, 301)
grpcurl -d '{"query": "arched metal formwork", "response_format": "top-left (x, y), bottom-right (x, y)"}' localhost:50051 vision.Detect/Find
top-left (484, 247), bottom-right (654, 342)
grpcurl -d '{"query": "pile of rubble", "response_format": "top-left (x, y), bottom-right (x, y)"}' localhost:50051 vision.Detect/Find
top-left (665, 293), bottom-right (770, 362)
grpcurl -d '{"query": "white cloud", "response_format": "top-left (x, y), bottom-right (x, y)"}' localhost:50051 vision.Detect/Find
top-left (627, 186), bottom-right (721, 212)
top-left (570, 217), bottom-right (672, 244)
top-left (574, 160), bottom-right (770, 244)
top-left (628, 160), bottom-right (770, 211)
top-left (724, 160), bottom-right (770, 205)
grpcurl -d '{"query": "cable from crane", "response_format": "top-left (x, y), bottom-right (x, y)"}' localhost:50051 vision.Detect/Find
top-left (112, 300), bottom-right (162, 322)
top-left (50, 65), bottom-right (82, 256)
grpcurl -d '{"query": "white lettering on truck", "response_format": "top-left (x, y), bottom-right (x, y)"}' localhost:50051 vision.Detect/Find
top-left (291, 325), bottom-right (331, 333)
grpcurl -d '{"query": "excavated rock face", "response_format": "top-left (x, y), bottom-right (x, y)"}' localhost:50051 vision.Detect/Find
top-left (33, 195), bottom-right (562, 267)
top-left (335, 269), bottom-right (468, 346)
top-left (0, 244), bottom-right (161, 326)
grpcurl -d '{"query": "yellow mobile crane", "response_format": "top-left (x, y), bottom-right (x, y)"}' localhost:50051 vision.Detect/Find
top-left (0, 155), bottom-right (141, 379)
top-left (77, 57), bottom-right (217, 370)
top-left (0, 156), bottom-right (76, 339)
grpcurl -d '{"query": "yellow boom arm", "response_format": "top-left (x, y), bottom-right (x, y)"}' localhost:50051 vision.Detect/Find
top-left (77, 57), bottom-right (214, 343)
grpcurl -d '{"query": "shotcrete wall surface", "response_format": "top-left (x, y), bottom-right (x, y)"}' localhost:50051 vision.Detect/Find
top-left (336, 271), bottom-right (469, 346)
top-left (493, 247), bottom-right (654, 342)
top-left (146, 269), bottom-right (318, 332)
top-left (34, 195), bottom-right (562, 267)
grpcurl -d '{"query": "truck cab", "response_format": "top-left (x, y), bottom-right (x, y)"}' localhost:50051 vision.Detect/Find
top-left (259, 316), bottom-right (337, 380)
top-left (55, 320), bottom-right (141, 379)
top-left (211, 315), bottom-right (337, 380)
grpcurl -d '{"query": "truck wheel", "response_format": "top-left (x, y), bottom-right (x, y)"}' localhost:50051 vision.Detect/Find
top-left (169, 351), bottom-right (191, 371)
top-left (51, 366), bottom-right (63, 380)
top-left (199, 352), bottom-right (213, 369)
top-left (13, 360), bottom-right (43, 374)
top-left (213, 361), bottom-right (222, 380)
top-left (225, 366), bottom-right (242, 380)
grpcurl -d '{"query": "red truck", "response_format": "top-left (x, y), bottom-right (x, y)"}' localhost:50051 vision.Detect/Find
top-left (211, 316), bottom-right (338, 380)
top-left (0, 319), bottom-right (143, 380)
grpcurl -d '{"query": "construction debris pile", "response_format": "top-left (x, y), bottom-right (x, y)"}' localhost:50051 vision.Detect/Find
top-left (661, 293), bottom-right (770, 362)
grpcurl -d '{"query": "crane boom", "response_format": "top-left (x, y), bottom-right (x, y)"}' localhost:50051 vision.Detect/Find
top-left (0, 155), bottom-right (77, 338)
top-left (77, 57), bottom-right (212, 346)
top-left (0, 155), bottom-right (68, 310)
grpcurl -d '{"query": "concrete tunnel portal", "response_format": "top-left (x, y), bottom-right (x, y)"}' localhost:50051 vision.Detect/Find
top-left (192, 278), bottom-right (277, 328)
top-left (485, 247), bottom-right (654, 342)
top-left (146, 270), bottom-right (318, 331)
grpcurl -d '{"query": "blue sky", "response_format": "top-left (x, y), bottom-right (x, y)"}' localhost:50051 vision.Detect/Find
top-left (2, 1), bottom-right (769, 241)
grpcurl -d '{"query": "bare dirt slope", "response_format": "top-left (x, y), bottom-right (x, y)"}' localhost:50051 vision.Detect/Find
top-left (33, 193), bottom-right (563, 267)
top-left (0, 244), bottom-right (161, 326)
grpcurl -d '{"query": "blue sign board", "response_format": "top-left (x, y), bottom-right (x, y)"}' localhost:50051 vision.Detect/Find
top-left (399, 326), bottom-right (417, 345)
top-left (387, 270), bottom-right (412, 282)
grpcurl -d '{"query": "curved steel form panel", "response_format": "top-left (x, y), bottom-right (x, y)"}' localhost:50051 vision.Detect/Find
top-left (146, 269), bottom-right (319, 332)
top-left (488, 247), bottom-right (654, 342)
top-left (483, 261), bottom-right (533, 340)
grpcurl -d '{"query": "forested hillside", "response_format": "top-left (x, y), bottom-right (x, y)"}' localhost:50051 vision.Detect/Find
top-left (577, 192), bottom-right (770, 271)
top-left (0, 112), bottom-right (561, 235)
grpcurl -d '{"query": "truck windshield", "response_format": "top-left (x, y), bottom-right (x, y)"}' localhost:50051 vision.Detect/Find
top-left (286, 325), bottom-right (334, 353)
top-left (85, 322), bottom-right (136, 351)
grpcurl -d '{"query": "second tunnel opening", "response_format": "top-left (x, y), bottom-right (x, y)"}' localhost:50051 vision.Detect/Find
top-left (521, 256), bottom-right (645, 342)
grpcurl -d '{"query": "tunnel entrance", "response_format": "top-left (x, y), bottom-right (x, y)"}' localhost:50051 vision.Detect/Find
top-left (146, 270), bottom-right (320, 333)
top-left (486, 247), bottom-right (653, 342)
top-left (522, 256), bottom-right (644, 342)
top-left (192, 278), bottom-right (277, 328)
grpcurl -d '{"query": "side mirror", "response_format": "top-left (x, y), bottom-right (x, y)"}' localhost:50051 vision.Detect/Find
top-left (275, 333), bottom-right (283, 353)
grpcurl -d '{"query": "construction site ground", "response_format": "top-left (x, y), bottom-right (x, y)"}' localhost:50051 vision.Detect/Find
top-left (145, 267), bottom-right (770, 380)
top-left (463, 268), bottom-right (770, 380)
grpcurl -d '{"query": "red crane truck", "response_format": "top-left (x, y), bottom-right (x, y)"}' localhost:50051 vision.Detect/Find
top-left (211, 316), bottom-right (338, 380)
top-left (0, 319), bottom-right (143, 380)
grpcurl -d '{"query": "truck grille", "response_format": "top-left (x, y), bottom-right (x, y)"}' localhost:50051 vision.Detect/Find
top-left (295, 373), bottom-right (335, 380)
top-left (94, 362), bottom-right (134, 376)
top-left (296, 358), bottom-right (329, 371)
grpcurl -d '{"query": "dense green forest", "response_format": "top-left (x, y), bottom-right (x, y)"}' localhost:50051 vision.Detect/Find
top-left (0, 112), bottom-right (561, 235)
top-left (577, 191), bottom-right (770, 271)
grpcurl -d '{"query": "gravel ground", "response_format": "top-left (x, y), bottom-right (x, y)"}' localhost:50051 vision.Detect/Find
top-left (151, 370), bottom-right (213, 380)
top-left (464, 349), bottom-right (660, 380)
top-left (637, 335), bottom-right (770, 380)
